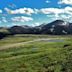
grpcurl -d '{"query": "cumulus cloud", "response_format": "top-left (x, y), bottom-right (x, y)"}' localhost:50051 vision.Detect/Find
top-left (40, 8), bottom-right (64, 19)
top-left (34, 22), bottom-right (40, 26)
top-left (40, 6), bottom-right (72, 20)
top-left (2, 17), bottom-right (7, 23)
top-left (60, 14), bottom-right (71, 19)
top-left (34, 8), bottom-right (39, 14)
top-left (4, 7), bottom-right (38, 15)
top-left (58, 0), bottom-right (72, 5)
top-left (4, 6), bottom-right (72, 23)
top-left (40, 8), bottom-right (64, 14)
top-left (64, 6), bottom-right (72, 15)
top-left (45, 0), bottom-right (50, 3)
top-left (41, 6), bottom-right (72, 14)
top-left (11, 16), bottom-right (33, 22)
top-left (0, 10), bottom-right (2, 13)
top-left (0, 21), bottom-right (2, 23)
top-left (31, 22), bottom-right (40, 27)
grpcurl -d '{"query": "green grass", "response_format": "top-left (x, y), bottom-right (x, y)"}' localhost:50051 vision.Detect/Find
top-left (0, 35), bottom-right (72, 72)
top-left (0, 35), bottom-right (34, 46)
top-left (0, 34), bottom-right (71, 46)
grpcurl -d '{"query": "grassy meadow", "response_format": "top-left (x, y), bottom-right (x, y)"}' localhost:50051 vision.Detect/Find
top-left (0, 34), bottom-right (72, 72)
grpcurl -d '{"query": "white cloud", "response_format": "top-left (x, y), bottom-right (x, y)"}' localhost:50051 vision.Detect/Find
top-left (40, 8), bottom-right (64, 14)
top-left (2, 17), bottom-right (7, 23)
top-left (40, 6), bottom-right (72, 20)
top-left (60, 14), bottom-right (71, 19)
top-left (4, 8), bottom-right (10, 12)
top-left (0, 21), bottom-right (2, 23)
top-left (58, 0), bottom-right (72, 5)
top-left (11, 16), bottom-right (33, 22)
top-left (40, 6), bottom-right (72, 15)
top-left (64, 6), bottom-right (72, 15)
top-left (34, 8), bottom-right (39, 14)
top-left (0, 10), bottom-right (2, 13)
top-left (4, 7), bottom-right (38, 15)
top-left (4, 6), bottom-right (72, 23)
top-left (40, 8), bottom-right (64, 19)
top-left (31, 22), bottom-right (40, 27)
top-left (34, 22), bottom-right (40, 26)
top-left (45, 0), bottom-right (50, 3)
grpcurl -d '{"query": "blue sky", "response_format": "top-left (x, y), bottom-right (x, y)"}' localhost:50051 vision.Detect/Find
top-left (0, 0), bottom-right (72, 27)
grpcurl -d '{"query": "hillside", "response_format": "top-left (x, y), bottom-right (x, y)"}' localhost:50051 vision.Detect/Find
top-left (0, 20), bottom-right (72, 39)
top-left (0, 35), bottom-right (72, 72)
top-left (9, 20), bottom-right (72, 35)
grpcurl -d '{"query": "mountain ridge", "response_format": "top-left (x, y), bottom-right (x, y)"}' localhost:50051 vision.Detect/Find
top-left (0, 20), bottom-right (72, 39)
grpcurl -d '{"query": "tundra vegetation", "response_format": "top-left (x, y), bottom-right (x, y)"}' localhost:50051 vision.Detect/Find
top-left (0, 34), bottom-right (72, 72)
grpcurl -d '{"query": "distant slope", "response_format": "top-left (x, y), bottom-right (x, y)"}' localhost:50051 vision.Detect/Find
top-left (0, 27), bottom-right (12, 39)
top-left (0, 20), bottom-right (72, 39)
top-left (40, 20), bottom-right (70, 34)
top-left (8, 20), bottom-right (72, 35)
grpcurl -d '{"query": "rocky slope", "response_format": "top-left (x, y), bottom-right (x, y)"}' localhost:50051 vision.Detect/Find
top-left (0, 20), bottom-right (72, 39)
top-left (9, 20), bottom-right (72, 35)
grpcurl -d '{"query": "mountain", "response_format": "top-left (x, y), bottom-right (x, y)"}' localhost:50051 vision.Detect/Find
top-left (9, 20), bottom-right (72, 35)
top-left (0, 20), bottom-right (72, 39)
top-left (40, 20), bottom-right (70, 35)
top-left (0, 27), bottom-right (11, 39)
top-left (9, 25), bottom-right (43, 34)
